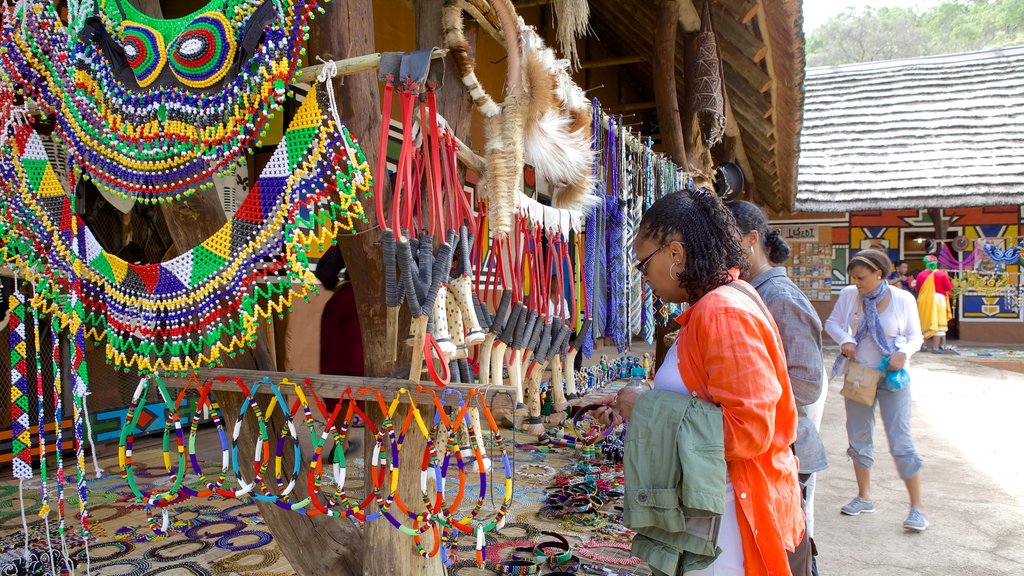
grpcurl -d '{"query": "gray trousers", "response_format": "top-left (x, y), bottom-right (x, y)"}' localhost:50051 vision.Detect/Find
top-left (845, 386), bottom-right (923, 480)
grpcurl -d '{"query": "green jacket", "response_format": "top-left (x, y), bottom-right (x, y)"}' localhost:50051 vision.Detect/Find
top-left (624, 390), bottom-right (727, 575)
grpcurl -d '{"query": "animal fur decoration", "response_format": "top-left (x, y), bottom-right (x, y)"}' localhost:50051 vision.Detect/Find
top-left (521, 24), bottom-right (597, 211)
top-left (689, 1), bottom-right (727, 149)
top-left (443, 0), bottom-right (526, 237)
top-left (444, 0), bottom-right (596, 235)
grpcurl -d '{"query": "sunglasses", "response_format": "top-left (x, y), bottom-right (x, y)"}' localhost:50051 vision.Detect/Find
top-left (635, 245), bottom-right (666, 276)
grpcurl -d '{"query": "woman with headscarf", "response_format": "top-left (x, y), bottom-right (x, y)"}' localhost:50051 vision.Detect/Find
top-left (825, 249), bottom-right (928, 532)
top-left (915, 255), bottom-right (953, 353)
top-left (594, 189), bottom-right (803, 575)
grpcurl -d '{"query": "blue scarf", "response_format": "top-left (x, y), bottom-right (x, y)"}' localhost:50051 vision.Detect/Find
top-left (856, 282), bottom-right (898, 357)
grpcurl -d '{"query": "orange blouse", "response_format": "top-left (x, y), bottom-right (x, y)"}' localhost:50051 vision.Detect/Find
top-left (674, 279), bottom-right (804, 576)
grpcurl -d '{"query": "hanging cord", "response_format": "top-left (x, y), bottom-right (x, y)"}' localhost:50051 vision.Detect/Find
top-left (374, 70), bottom-right (396, 229)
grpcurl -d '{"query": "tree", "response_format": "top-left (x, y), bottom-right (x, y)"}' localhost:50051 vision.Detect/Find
top-left (806, 0), bottom-right (1024, 67)
top-left (806, 7), bottom-right (928, 67)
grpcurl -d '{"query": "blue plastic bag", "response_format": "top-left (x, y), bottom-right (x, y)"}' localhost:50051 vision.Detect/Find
top-left (878, 357), bottom-right (910, 391)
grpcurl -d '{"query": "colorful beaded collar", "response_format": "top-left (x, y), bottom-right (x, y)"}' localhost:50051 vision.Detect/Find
top-left (1, 82), bottom-right (371, 374)
top-left (2, 0), bottom-right (317, 204)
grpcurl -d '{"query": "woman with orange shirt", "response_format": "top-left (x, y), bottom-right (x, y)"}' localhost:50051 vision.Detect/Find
top-left (596, 189), bottom-right (803, 575)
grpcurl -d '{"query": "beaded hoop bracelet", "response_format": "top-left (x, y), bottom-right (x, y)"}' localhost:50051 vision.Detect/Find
top-left (306, 388), bottom-right (351, 517)
top-left (222, 377), bottom-right (271, 500)
top-left (186, 382), bottom-right (229, 497)
top-left (256, 377), bottom-right (306, 510)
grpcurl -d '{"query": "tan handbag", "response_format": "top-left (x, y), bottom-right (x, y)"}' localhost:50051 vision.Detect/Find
top-left (841, 362), bottom-right (883, 406)
top-left (840, 299), bottom-right (882, 406)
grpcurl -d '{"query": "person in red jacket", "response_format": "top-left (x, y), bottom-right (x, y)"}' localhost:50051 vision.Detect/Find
top-left (915, 255), bottom-right (953, 353)
top-left (594, 189), bottom-right (803, 576)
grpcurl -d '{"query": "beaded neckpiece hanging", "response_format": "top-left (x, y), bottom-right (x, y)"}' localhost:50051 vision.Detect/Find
top-left (1, 0), bottom-right (322, 203)
top-left (1, 79), bottom-right (370, 374)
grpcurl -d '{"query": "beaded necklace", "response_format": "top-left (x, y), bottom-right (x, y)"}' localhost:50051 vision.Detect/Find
top-left (7, 287), bottom-right (33, 563)
top-left (2, 80), bottom-right (370, 374)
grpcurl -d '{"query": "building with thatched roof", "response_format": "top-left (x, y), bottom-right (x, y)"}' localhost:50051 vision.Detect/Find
top-left (777, 47), bottom-right (1024, 344)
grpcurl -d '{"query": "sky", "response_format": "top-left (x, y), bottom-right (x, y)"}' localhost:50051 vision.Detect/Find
top-left (802, 0), bottom-right (942, 33)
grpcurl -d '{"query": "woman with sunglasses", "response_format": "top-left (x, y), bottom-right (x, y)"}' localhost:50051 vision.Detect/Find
top-left (594, 189), bottom-right (803, 575)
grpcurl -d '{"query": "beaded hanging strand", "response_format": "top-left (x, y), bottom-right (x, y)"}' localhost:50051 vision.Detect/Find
top-left (30, 289), bottom-right (73, 574)
top-left (8, 285), bottom-right (33, 563)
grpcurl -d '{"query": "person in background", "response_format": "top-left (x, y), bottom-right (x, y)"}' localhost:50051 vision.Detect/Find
top-left (547, 276), bottom-right (572, 321)
top-left (888, 259), bottom-right (913, 292)
top-left (915, 254), bottom-right (954, 353)
top-left (596, 189), bottom-right (803, 575)
top-left (728, 201), bottom-right (826, 576)
top-left (825, 249), bottom-right (928, 532)
top-left (315, 245), bottom-right (364, 376)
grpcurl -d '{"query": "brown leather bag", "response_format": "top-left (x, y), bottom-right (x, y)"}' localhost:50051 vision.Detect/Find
top-left (841, 362), bottom-right (883, 406)
top-left (839, 298), bottom-right (882, 406)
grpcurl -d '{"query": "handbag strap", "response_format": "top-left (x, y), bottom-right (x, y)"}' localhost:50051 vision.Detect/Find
top-left (726, 282), bottom-right (773, 325)
top-left (725, 282), bottom-right (782, 347)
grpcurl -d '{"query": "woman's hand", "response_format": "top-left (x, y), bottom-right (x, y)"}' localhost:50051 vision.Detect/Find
top-left (589, 387), bottom-right (644, 428)
top-left (887, 352), bottom-right (907, 371)
top-left (840, 342), bottom-right (857, 361)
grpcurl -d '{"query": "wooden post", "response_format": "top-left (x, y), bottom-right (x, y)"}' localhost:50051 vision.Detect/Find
top-left (308, 0), bottom-right (453, 574)
top-left (928, 208), bottom-right (948, 247)
top-left (652, 0), bottom-right (689, 367)
top-left (653, 0), bottom-right (688, 171)
top-left (417, 0), bottom-right (476, 144)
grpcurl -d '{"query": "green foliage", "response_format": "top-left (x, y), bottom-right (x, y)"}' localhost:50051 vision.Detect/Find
top-left (806, 0), bottom-right (1024, 67)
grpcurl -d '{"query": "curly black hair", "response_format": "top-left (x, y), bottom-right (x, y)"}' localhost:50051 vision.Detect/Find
top-left (638, 188), bottom-right (748, 303)
top-left (728, 200), bottom-right (792, 265)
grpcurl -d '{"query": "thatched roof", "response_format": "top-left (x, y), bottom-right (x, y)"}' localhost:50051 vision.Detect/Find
top-left (796, 46), bottom-right (1024, 213)
top-left (587, 0), bottom-right (805, 213)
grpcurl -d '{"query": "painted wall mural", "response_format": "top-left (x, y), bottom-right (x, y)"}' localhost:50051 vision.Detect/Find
top-left (771, 205), bottom-right (1023, 323)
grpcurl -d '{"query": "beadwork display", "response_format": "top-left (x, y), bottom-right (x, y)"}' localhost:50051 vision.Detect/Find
top-left (110, 376), bottom-right (514, 566)
top-left (1, 81), bottom-right (370, 374)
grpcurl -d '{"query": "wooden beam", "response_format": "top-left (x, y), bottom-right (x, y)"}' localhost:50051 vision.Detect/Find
top-left (605, 101), bottom-right (657, 113)
top-left (709, 3), bottom-right (766, 63)
top-left (678, 0), bottom-right (701, 32)
top-left (715, 0), bottom-right (759, 25)
top-left (177, 368), bottom-right (510, 406)
top-left (718, 40), bottom-right (772, 93)
top-left (578, 55), bottom-right (646, 69)
top-left (753, 0), bottom-right (778, 125)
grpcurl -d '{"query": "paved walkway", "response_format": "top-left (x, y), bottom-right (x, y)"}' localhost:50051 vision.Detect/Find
top-left (814, 347), bottom-right (1024, 575)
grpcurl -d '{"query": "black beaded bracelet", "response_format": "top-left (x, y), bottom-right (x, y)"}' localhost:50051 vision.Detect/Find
top-left (497, 560), bottom-right (540, 575)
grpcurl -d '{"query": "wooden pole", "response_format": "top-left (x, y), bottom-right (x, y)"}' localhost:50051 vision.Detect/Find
top-left (309, 0), bottom-right (452, 574)
top-left (653, 0), bottom-right (689, 169)
top-left (927, 208), bottom-right (948, 247)
top-left (292, 50), bottom-right (449, 85)
top-left (652, 0), bottom-right (689, 367)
